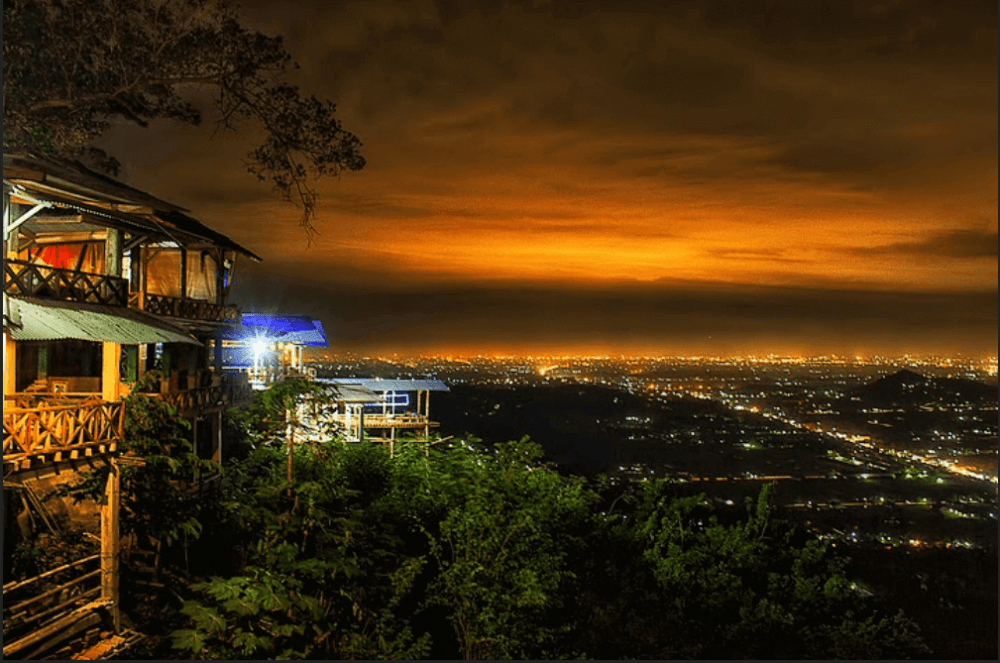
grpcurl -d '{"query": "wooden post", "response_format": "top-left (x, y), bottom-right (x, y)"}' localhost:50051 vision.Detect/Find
top-left (105, 229), bottom-right (122, 277)
top-left (4, 331), bottom-right (16, 396)
top-left (6, 199), bottom-right (20, 256)
top-left (212, 410), bottom-right (223, 466)
top-left (102, 342), bottom-right (121, 402)
top-left (425, 390), bottom-right (432, 439)
top-left (179, 248), bottom-right (187, 300)
top-left (215, 249), bottom-right (225, 306)
top-left (191, 416), bottom-right (199, 467)
top-left (286, 407), bottom-right (294, 491)
top-left (213, 337), bottom-right (223, 375)
top-left (100, 460), bottom-right (121, 632)
top-left (129, 245), bottom-right (143, 297)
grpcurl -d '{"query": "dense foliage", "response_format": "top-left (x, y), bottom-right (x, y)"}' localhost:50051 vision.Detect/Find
top-left (83, 382), bottom-right (928, 659)
top-left (59, 372), bottom-right (214, 551)
top-left (3, 0), bottom-right (364, 236)
top-left (151, 385), bottom-right (929, 659)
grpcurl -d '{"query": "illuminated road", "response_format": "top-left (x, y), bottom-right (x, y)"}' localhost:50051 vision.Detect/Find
top-left (665, 387), bottom-right (998, 489)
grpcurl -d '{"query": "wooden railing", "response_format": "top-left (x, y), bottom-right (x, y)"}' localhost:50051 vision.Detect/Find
top-left (159, 378), bottom-right (252, 413)
top-left (135, 292), bottom-right (239, 324)
top-left (3, 400), bottom-right (124, 467)
top-left (333, 413), bottom-right (438, 429)
top-left (3, 259), bottom-right (128, 307)
top-left (3, 554), bottom-right (104, 658)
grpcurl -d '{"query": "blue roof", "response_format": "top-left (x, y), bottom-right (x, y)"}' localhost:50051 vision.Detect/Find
top-left (222, 314), bottom-right (328, 347)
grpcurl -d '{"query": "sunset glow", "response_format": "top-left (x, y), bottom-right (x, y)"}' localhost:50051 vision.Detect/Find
top-left (99, 0), bottom-right (997, 356)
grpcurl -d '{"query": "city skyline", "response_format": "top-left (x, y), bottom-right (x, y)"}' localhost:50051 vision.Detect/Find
top-left (96, 0), bottom-right (997, 356)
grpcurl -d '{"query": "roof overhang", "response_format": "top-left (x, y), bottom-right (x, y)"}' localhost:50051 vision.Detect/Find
top-left (323, 378), bottom-right (450, 392)
top-left (5, 295), bottom-right (200, 345)
top-left (329, 384), bottom-right (384, 404)
top-left (222, 314), bottom-right (328, 346)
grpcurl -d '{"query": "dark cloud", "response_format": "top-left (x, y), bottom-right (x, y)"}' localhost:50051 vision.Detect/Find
top-left (231, 262), bottom-right (997, 355)
top-left (713, 248), bottom-right (808, 264)
top-left (97, 0), bottom-right (995, 357)
top-left (852, 229), bottom-right (999, 259)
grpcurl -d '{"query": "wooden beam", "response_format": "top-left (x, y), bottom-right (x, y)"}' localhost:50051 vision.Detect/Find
top-left (100, 461), bottom-right (121, 632)
top-left (3, 331), bottom-right (16, 396)
top-left (212, 410), bottom-right (223, 465)
top-left (2, 554), bottom-right (100, 594)
top-left (105, 228), bottom-right (122, 277)
top-left (102, 342), bottom-right (121, 402)
top-left (179, 248), bottom-right (187, 301)
top-left (5, 607), bottom-right (102, 659)
top-left (21, 232), bottom-right (106, 245)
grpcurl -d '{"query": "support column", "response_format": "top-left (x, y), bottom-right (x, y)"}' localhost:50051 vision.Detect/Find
top-left (425, 391), bottom-right (432, 438)
top-left (179, 249), bottom-right (188, 301)
top-left (212, 410), bottom-right (223, 466)
top-left (102, 342), bottom-right (121, 402)
top-left (346, 405), bottom-right (354, 441)
top-left (4, 331), bottom-right (16, 396)
top-left (191, 416), bottom-right (199, 458)
top-left (105, 229), bottom-right (122, 277)
top-left (213, 337), bottom-right (223, 376)
top-left (100, 460), bottom-right (121, 632)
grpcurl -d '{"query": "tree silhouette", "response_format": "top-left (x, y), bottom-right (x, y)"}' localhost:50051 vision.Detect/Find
top-left (3, 0), bottom-right (365, 239)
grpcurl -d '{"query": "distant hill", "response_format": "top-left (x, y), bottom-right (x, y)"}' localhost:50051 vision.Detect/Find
top-left (853, 369), bottom-right (996, 407)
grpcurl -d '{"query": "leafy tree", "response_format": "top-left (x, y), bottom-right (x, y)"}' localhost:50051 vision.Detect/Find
top-left (172, 442), bottom-right (430, 660)
top-left (423, 437), bottom-right (592, 660)
top-left (227, 377), bottom-right (321, 447)
top-left (3, 0), bottom-right (365, 237)
top-left (168, 423), bottom-right (930, 660)
top-left (59, 371), bottom-right (214, 550)
top-left (632, 480), bottom-right (930, 659)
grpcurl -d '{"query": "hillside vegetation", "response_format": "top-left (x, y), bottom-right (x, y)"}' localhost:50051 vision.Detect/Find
top-left (120, 382), bottom-right (930, 659)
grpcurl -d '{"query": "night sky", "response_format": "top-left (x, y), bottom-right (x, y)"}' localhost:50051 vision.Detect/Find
top-left (98, 0), bottom-right (997, 357)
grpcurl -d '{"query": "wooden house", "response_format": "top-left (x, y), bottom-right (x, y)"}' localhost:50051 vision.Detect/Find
top-left (3, 155), bottom-right (261, 658)
top-left (320, 377), bottom-right (450, 444)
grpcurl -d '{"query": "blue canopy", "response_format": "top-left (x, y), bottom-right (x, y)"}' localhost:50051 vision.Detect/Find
top-left (222, 313), bottom-right (328, 347)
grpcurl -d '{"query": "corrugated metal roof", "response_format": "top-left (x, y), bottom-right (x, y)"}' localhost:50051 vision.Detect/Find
top-left (5, 155), bottom-right (262, 261)
top-left (327, 384), bottom-right (384, 403)
top-left (7, 296), bottom-right (200, 345)
top-left (8, 182), bottom-right (167, 235)
top-left (4, 154), bottom-right (188, 212)
top-left (322, 378), bottom-right (450, 392)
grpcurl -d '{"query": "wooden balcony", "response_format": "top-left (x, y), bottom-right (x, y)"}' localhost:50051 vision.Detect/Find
top-left (134, 292), bottom-right (239, 324)
top-left (3, 399), bottom-right (124, 469)
top-left (4, 259), bottom-right (128, 307)
top-left (333, 413), bottom-right (439, 429)
top-left (158, 377), bottom-right (253, 414)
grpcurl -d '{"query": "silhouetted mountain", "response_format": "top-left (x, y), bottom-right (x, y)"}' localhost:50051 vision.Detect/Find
top-left (853, 369), bottom-right (996, 407)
